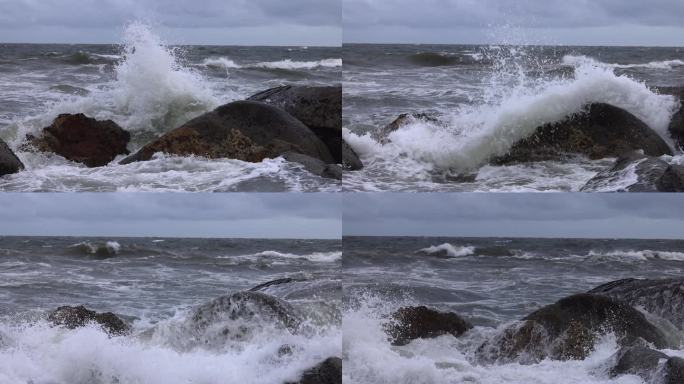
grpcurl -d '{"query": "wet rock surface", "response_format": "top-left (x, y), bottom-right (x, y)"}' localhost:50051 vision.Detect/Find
top-left (581, 151), bottom-right (684, 192)
top-left (0, 139), bottom-right (24, 176)
top-left (288, 357), bottom-right (342, 384)
top-left (385, 306), bottom-right (473, 346)
top-left (342, 140), bottom-right (363, 170)
top-left (48, 305), bottom-right (130, 336)
top-left (25, 113), bottom-right (130, 167)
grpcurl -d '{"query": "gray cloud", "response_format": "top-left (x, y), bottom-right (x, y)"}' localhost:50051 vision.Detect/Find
top-left (344, 194), bottom-right (684, 239)
top-left (344, 0), bottom-right (684, 45)
top-left (0, 193), bottom-right (341, 238)
top-left (0, 0), bottom-right (341, 45)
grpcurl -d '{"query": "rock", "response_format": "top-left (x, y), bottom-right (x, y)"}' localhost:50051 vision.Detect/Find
top-left (248, 85), bottom-right (342, 162)
top-left (478, 294), bottom-right (669, 363)
top-left (189, 291), bottom-right (302, 345)
top-left (589, 278), bottom-right (684, 331)
top-left (373, 113), bottom-right (439, 144)
top-left (581, 151), bottom-right (684, 192)
top-left (342, 140), bottom-right (363, 170)
top-left (493, 103), bottom-right (673, 164)
top-left (655, 86), bottom-right (684, 149)
top-left (282, 152), bottom-right (342, 180)
top-left (288, 357), bottom-right (342, 384)
top-left (120, 101), bottom-right (334, 165)
top-left (385, 306), bottom-right (473, 346)
top-left (25, 113), bottom-right (130, 167)
top-left (48, 305), bottom-right (130, 336)
top-left (610, 346), bottom-right (684, 384)
top-left (0, 139), bottom-right (24, 176)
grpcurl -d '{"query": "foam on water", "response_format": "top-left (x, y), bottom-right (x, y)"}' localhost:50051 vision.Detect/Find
top-left (201, 57), bottom-right (342, 71)
top-left (563, 55), bottom-right (684, 70)
top-left (252, 251), bottom-right (342, 263)
top-left (344, 293), bottom-right (649, 384)
top-left (585, 249), bottom-right (684, 262)
top-left (0, 315), bottom-right (340, 384)
top-left (417, 243), bottom-right (475, 257)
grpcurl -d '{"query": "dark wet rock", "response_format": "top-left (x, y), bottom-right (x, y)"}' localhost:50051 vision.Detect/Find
top-left (589, 278), bottom-right (684, 331)
top-left (288, 357), bottom-right (342, 384)
top-left (655, 86), bottom-right (684, 149)
top-left (581, 151), bottom-right (684, 192)
top-left (0, 139), bottom-right (24, 176)
top-left (191, 291), bottom-right (302, 339)
top-left (249, 277), bottom-right (306, 292)
top-left (282, 152), bottom-right (342, 180)
top-left (342, 140), bottom-right (363, 170)
top-left (478, 294), bottom-right (669, 363)
top-left (248, 85), bottom-right (342, 162)
top-left (493, 103), bottom-right (673, 164)
top-left (48, 305), bottom-right (130, 336)
top-left (610, 346), bottom-right (684, 384)
top-left (374, 113), bottom-right (439, 144)
top-left (120, 101), bottom-right (334, 165)
top-left (385, 306), bottom-right (473, 346)
top-left (24, 113), bottom-right (130, 167)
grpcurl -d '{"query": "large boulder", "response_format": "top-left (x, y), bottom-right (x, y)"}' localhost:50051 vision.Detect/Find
top-left (248, 86), bottom-right (341, 162)
top-left (342, 140), bottom-right (363, 170)
top-left (655, 86), bottom-right (684, 149)
top-left (589, 278), bottom-right (684, 331)
top-left (25, 113), bottom-right (130, 167)
top-left (609, 346), bottom-right (684, 383)
top-left (581, 151), bottom-right (684, 192)
top-left (47, 305), bottom-right (130, 336)
top-left (120, 101), bottom-right (334, 165)
top-left (493, 103), bottom-right (673, 164)
top-left (288, 357), bottom-right (342, 384)
top-left (0, 139), bottom-right (23, 176)
top-left (384, 306), bottom-right (473, 346)
top-left (477, 294), bottom-right (669, 363)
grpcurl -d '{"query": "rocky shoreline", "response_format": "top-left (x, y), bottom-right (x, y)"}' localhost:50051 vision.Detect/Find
top-left (382, 278), bottom-right (684, 384)
top-left (0, 85), bottom-right (344, 181)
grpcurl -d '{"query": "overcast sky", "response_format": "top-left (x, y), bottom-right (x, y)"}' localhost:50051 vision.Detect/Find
top-left (344, 194), bottom-right (684, 239)
top-left (344, 0), bottom-right (684, 46)
top-left (0, 0), bottom-right (341, 45)
top-left (0, 193), bottom-right (341, 239)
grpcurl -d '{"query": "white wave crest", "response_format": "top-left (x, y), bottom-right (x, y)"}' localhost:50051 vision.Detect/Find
top-left (563, 54), bottom-right (684, 70)
top-left (586, 249), bottom-right (684, 261)
top-left (417, 243), bottom-right (475, 257)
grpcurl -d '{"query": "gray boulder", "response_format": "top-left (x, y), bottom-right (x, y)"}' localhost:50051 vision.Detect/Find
top-left (581, 151), bottom-right (684, 192)
top-left (0, 139), bottom-right (23, 176)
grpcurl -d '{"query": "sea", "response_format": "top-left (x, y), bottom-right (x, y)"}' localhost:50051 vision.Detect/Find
top-left (343, 44), bottom-right (684, 191)
top-left (0, 236), bottom-right (341, 384)
top-left (0, 23), bottom-right (341, 191)
top-left (343, 236), bottom-right (684, 383)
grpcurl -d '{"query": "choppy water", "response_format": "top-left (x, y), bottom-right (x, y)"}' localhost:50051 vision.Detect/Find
top-left (0, 23), bottom-right (341, 191)
top-left (343, 236), bottom-right (684, 383)
top-left (343, 44), bottom-right (684, 191)
top-left (0, 236), bottom-right (341, 383)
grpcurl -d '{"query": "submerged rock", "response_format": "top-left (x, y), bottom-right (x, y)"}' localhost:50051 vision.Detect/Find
top-left (249, 277), bottom-right (306, 292)
top-left (288, 357), bottom-right (342, 384)
top-left (0, 139), bottom-right (24, 176)
top-left (188, 291), bottom-right (302, 346)
top-left (342, 140), bottom-right (363, 170)
top-left (24, 113), bottom-right (130, 167)
top-left (248, 85), bottom-right (342, 162)
top-left (610, 346), bottom-right (684, 384)
top-left (493, 103), bottom-right (673, 164)
top-left (48, 305), bottom-right (130, 336)
top-left (581, 151), bottom-right (684, 192)
top-left (120, 100), bottom-right (334, 165)
top-left (589, 278), bottom-right (684, 331)
top-left (282, 152), bottom-right (342, 180)
top-left (385, 306), bottom-right (473, 346)
top-left (478, 294), bottom-right (669, 363)
top-left (374, 113), bottom-right (439, 144)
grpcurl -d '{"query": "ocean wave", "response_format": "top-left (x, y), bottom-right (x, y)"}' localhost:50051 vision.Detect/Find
top-left (201, 57), bottom-right (342, 70)
top-left (416, 243), bottom-right (475, 257)
top-left (563, 54), bottom-right (684, 70)
top-left (345, 50), bottom-right (678, 172)
top-left (586, 249), bottom-right (684, 261)
top-left (252, 250), bottom-right (342, 262)
top-left (67, 241), bottom-right (121, 258)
